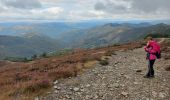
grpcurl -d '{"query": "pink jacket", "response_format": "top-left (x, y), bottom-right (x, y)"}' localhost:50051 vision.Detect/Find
top-left (144, 41), bottom-right (157, 60)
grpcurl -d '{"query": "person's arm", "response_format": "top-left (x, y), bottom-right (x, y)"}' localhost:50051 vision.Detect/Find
top-left (146, 41), bottom-right (150, 47)
top-left (144, 46), bottom-right (149, 52)
top-left (148, 49), bottom-right (156, 54)
top-left (144, 46), bottom-right (156, 53)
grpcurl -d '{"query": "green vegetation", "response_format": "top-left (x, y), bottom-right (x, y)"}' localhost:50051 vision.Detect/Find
top-left (4, 49), bottom-right (74, 62)
top-left (40, 52), bottom-right (48, 58)
top-left (48, 49), bottom-right (73, 57)
top-left (99, 60), bottom-right (109, 66)
top-left (23, 80), bottom-right (50, 94)
top-left (144, 34), bottom-right (170, 39)
top-left (1, 23), bottom-right (170, 60)
top-left (31, 54), bottom-right (37, 60)
top-left (4, 57), bottom-right (32, 62)
top-left (105, 50), bottom-right (116, 56)
top-left (0, 35), bottom-right (60, 59)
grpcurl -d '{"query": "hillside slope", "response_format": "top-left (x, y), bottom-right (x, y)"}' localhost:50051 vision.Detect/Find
top-left (0, 41), bottom-right (143, 100)
top-left (0, 23), bottom-right (170, 59)
top-left (0, 39), bottom-right (170, 100)
top-left (58, 23), bottom-right (170, 48)
top-left (0, 35), bottom-right (61, 59)
top-left (41, 39), bottom-right (170, 100)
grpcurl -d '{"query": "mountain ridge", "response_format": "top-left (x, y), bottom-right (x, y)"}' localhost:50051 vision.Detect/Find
top-left (0, 23), bottom-right (170, 59)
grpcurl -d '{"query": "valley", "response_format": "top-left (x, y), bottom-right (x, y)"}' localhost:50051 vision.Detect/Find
top-left (0, 22), bottom-right (170, 59)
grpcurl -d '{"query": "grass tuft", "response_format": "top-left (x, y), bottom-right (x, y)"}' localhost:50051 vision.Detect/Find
top-left (23, 80), bottom-right (50, 94)
top-left (105, 50), bottom-right (116, 56)
top-left (99, 60), bottom-right (109, 66)
top-left (83, 61), bottom-right (97, 69)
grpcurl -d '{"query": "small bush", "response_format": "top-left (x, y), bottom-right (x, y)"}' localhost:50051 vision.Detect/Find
top-left (23, 80), bottom-right (50, 94)
top-left (165, 66), bottom-right (170, 71)
top-left (81, 56), bottom-right (101, 63)
top-left (48, 49), bottom-right (73, 57)
top-left (48, 67), bottom-right (76, 80)
top-left (99, 60), bottom-right (109, 66)
top-left (113, 44), bottom-right (121, 46)
top-left (31, 54), bottom-right (37, 60)
top-left (144, 34), bottom-right (170, 39)
top-left (83, 61), bottom-right (97, 69)
top-left (28, 67), bottom-right (40, 72)
top-left (8, 89), bottom-right (21, 97)
top-left (14, 74), bottom-right (31, 82)
top-left (105, 50), bottom-right (116, 56)
top-left (40, 52), bottom-right (48, 58)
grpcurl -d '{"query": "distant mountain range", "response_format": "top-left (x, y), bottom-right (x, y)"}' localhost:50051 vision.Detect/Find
top-left (0, 21), bottom-right (109, 38)
top-left (0, 21), bottom-right (170, 59)
top-left (58, 23), bottom-right (170, 48)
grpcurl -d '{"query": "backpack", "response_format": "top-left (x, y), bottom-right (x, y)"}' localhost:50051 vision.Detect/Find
top-left (156, 51), bottom-right (161, 59)
top-left (151, 41), bottom-right (161, 59)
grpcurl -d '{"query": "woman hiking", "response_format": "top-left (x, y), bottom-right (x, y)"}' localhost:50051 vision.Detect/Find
top-left (144, 36), bottom-right (161, 78)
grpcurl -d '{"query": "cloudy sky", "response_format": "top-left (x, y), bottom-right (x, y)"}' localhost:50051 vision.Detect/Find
top-left (0, 0), bottom-right (170, 21)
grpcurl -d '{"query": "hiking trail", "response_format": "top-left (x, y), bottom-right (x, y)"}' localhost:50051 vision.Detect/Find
top-left (40, 47), bottom-right (170, 100)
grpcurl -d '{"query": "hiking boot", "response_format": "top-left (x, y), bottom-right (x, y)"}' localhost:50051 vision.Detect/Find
top-left (143, 75), bottom-right (150, 78)
top-left (150, 75), bottom-right (155, 78)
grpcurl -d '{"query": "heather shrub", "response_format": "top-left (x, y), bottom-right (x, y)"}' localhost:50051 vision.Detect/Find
top-left (99, 60), bottom-right (109, 66)
top-left (23, 80), bottom-right (50, 94)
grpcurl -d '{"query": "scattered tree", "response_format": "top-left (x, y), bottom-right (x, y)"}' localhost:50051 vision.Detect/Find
top-left (40, 52), bottom-right (47, 58)
top-left (32, 54), bottom-right (37, 59)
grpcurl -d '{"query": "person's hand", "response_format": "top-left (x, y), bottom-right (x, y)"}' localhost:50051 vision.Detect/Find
top-left (147, 41), bottom-right (150, 46)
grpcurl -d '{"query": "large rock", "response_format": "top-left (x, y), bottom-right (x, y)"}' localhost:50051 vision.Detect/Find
top-left (121, 91), bottom-right (128, 97)
top-left (53, 80), bottom-right (58, 84)
top-left (73, 87), bottom-right (80, 92)
top-left (159, 92), bottom-right (166, 98)
top-left (34, 97), bottom-right (39, 100)
top-left (53, 86), bottom-right (61, 90)
top-left (86, 84), bottom-right (91, 87)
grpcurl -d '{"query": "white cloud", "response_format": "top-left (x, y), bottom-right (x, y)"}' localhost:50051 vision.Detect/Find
top-left (66, 10), bottom-right (109, 21)
top-left (31, 7), bottom-right (63, 16)
top-left (46, 7), bottom-right (63, 15)
top-left (0, 0), bottom-right (169, 21)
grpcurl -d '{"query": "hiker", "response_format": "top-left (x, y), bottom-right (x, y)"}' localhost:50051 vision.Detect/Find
top-left (144, 36), bottom-right (161, 78)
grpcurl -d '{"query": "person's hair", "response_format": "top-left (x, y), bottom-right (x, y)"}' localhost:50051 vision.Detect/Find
top-left (146, 36), bottom-right (153, 40)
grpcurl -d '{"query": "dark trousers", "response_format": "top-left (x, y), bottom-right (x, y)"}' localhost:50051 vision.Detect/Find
top-left (146, 60), bottom-right (155, 76)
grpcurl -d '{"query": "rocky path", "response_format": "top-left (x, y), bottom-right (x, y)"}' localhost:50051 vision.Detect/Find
top-left (40, 47), bottom-right (170, 100)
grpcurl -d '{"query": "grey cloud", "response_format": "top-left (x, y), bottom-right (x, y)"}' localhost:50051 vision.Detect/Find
top-left (0, 7), bottom-right (4, 12)
top-left (131, 0), bottom-right (170, 13)
top-left (94, 0), bottom-right (127, 13)
top-left (1, 0), bottom-right (42, 9)
top-left (95, 2), bottom-right (105, 10)
top-left (94, 0), bottom-right (170, 14)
